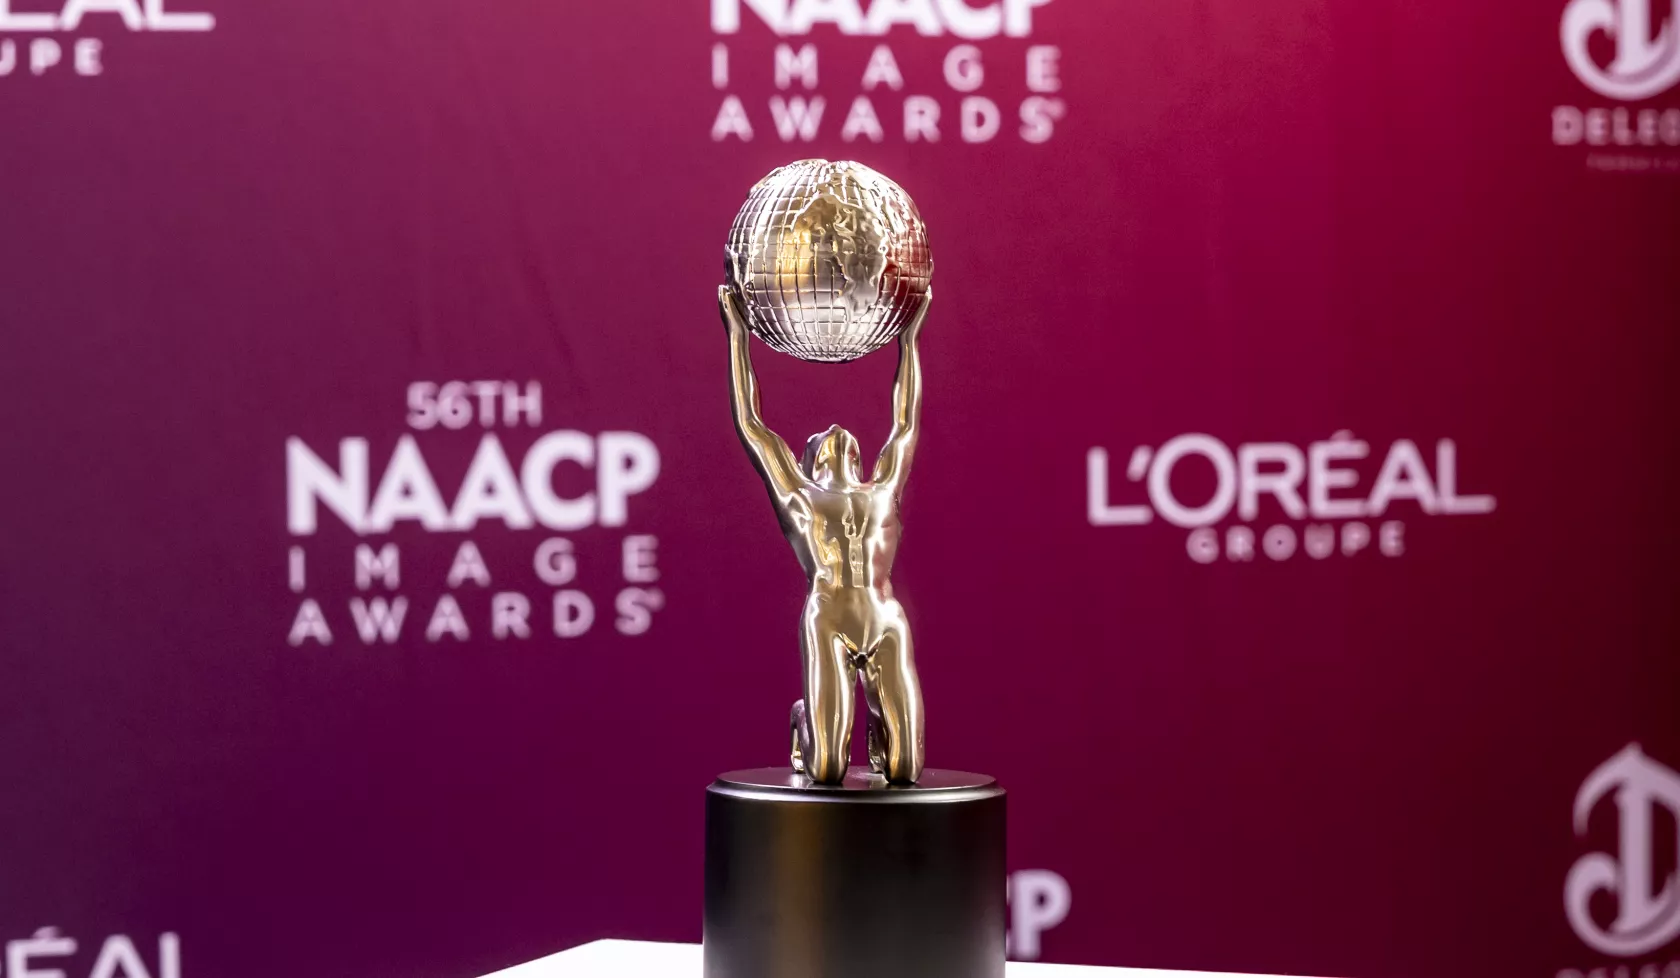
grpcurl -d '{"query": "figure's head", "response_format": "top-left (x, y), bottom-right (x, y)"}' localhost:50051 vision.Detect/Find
top-left (802, 425), bottom-right (861, 485)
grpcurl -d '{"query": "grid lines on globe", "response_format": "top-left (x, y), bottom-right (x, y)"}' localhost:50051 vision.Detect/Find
top-left (726, 160), bottom-right (932, 363)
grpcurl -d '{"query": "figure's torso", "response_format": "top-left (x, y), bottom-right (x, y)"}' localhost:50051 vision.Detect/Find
top-left (779, 482), bottom-right (901, 595)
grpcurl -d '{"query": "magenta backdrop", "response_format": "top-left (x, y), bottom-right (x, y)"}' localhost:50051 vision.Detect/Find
top-left (1, 2), bottom-right (1678, 978)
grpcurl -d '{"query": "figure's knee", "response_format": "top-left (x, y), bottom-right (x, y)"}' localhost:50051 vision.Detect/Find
top-left (805, 741), bottom-right (850, 784)
top-left (796, 697), bottom-right (853, 783)
top-left (808, 756), bottom-right (849, 784)
top-left (883, 712), bottom-right (924, 784)
top-left (883, 747), bottom-right (923, 785)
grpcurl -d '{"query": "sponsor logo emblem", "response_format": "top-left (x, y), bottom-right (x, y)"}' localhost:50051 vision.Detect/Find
top-left (0, 0), bottom-right (214, 79)
top-left (1086, 431), bottom-right (1495, 564)
top-left (1552, 0), bottom-right (1680, 169)
top-left (1562, 0), bottom-right (1680, 101)
top-left (1566, 744), bottom-right (1680, 959)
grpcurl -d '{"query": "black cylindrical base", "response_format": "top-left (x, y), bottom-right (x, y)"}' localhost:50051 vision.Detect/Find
top-left (703, 768), bottom-right (1006, 978)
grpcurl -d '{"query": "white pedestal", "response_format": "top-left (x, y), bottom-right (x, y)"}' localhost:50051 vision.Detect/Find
top-left (480, 940), bottom-right (1322, 978)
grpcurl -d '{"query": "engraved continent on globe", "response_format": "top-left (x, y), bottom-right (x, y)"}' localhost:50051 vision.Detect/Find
top-left (725, 159), bottom-right (933, 363)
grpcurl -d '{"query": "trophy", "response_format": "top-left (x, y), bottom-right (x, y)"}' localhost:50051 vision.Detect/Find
top-left (704, 160), bottom-right (1006, 978)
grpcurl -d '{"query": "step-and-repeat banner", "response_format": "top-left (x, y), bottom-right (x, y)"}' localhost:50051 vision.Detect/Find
top-left (2, 2), bottom-right (1677, 977)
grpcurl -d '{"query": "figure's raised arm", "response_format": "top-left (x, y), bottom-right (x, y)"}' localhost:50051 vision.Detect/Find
top-left (873, 292), bottom-right (930, 487)
top-left (721, 286), bottom-right (802, 497)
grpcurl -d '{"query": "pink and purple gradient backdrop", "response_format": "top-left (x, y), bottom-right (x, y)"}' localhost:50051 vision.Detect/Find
top-left (0, 2), bottom-right (1677, 977)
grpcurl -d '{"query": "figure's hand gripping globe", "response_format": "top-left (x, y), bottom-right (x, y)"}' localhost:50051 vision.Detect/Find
top-left (725, 159), bottom-right (933, 363)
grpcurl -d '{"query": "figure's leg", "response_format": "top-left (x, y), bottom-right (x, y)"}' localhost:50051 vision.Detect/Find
top-left (790, 699), bottom-right (809, 774)
top-left (866, 713), bottom-right (885, 775)
top-left (861, 619), bottom-right (925, 785)
top-left (800, 606), bottom-right (856, 784)
top-left (859, 654), bottom-right (886, 775)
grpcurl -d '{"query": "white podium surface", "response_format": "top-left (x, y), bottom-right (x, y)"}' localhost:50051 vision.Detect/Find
top-left (481, 940), bottom-right (1321, 978)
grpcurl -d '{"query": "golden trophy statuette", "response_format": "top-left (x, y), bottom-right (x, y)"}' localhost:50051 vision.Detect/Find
top-left (718, 159), bottom-right (934, 785)
top-left (704, 160), bottom-right (1004, 978)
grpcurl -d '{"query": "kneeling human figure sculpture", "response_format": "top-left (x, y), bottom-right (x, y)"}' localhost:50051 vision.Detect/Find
top-left (719, 158), bottom-right (935, 786)
top-left (720, 288), bottom-right (929, 786)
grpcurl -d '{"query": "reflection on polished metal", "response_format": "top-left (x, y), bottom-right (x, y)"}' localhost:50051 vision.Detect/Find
top-left (719, 159), bottom-right (933, 786)
top-left (725, 159), bottom-right (932, 363)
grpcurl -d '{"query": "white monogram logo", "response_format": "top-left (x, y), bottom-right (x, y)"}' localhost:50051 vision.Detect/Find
top-left (1561, 0), bottom-right (1680, 100)
top-left (1565, 744), bottom-right (1680, 957)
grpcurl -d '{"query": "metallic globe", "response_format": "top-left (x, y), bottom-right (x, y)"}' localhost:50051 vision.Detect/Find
top-left (725, 159), bottom-right (933, 363)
